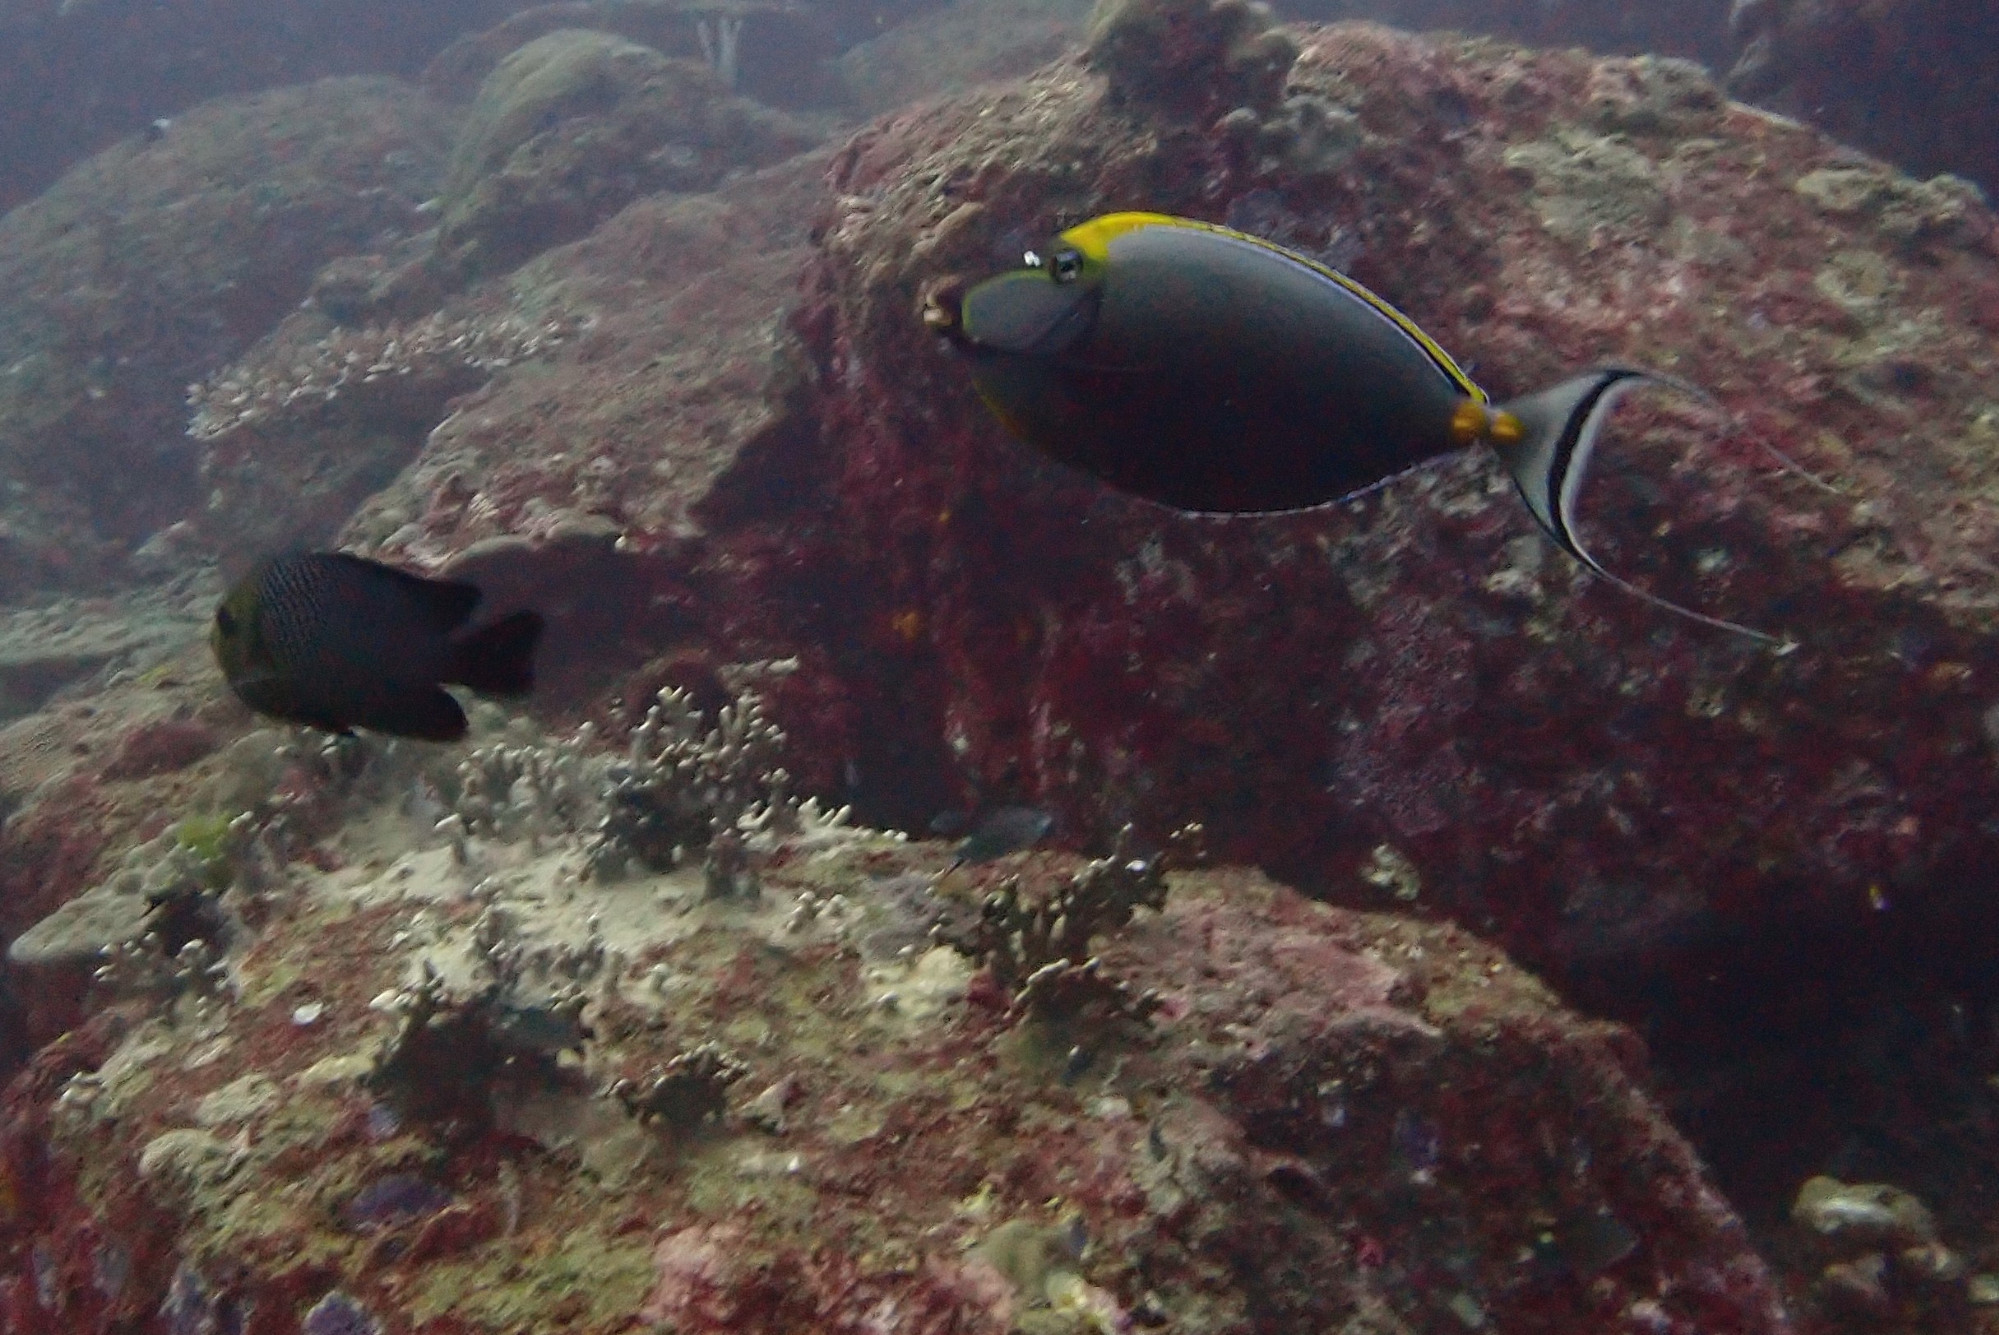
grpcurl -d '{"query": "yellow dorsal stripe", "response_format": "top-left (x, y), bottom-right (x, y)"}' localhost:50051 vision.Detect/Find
top-left (1057, 212), bottom-right (1489, 405)
top-left (1058, 211), bottom-right (1184, 260)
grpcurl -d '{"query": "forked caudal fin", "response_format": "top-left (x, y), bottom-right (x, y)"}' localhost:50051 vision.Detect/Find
top-left (1489, 367), bottom-right (1796, 653)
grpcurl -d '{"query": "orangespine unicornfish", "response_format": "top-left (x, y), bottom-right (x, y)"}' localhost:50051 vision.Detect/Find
top-left (926, 211), bottom-right (1789, 649)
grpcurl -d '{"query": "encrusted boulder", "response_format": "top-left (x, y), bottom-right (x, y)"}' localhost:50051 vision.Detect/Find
top-left (0, 78), bottom-right (453, 594)
top-left (152, 16), bottom-right (1999, 1235)
top-left (771, 19), bottom-right (1999, 1225)
top-left (832, 0), bottom-right (1092, 118)
top-left (1283, 0), bottom-right (1732, 67)
top-left (12, 10), bottom-right (1999, 1328)
top-left (0, 768), bottom-right (1792, 1333)
top-left (0, 0), bottom-right (528, 216)
top-left (435, 28), bottom-right (821, 279)
top-left (1085, 0), bottom-right (1299, 119)
top-left (420, 0), bottom-right (846, 112)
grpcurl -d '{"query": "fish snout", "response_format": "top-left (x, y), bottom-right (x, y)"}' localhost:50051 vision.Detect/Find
top-left (921, 279), bottom-right (970, 343)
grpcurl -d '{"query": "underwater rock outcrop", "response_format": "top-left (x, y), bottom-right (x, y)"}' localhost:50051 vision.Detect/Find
top-left (774, 15), bottom-right (1999, 1232)
top-left (0, 0), bottom-right (528, 216)
top-left (0, 78), bottom-right (453, 595)
top-left (434, 28), bottom-right (821, 279)
top-left (1283, 0), bottom-right (1733, 67)
top-left (0, 718), bottom-right (1791, 1333)
top-left (142, 8), bottom-right (1999, 1239)
top-left (421, 0), bottom-right (846, 113)
top-left (11, 5), bottom-right (1999, 1328)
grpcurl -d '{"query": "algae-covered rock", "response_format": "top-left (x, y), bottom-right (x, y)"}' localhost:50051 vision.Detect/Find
top-left (0, 0), bottom-right (525, 217)
top-left (436, 29), bottom-right (820, 278)
top-left (0, 76), bottom-right (452, 595)
top-left (1502, 127), bottom-right (1669, 244)
top-left (7, 820), bottom-right (236, 972)
top-left (136, 1128), bottom-right (248, 1199)
top-left (1792, 164), bottom-right (1988, 251)
top-left (834, 0), bottom-right (1090, 118)
top-left (2, 809), bottom-right (1793, 1333)
top-left (5, 882), bottom-right (152, 970)
top-left (419, 1), bottom-right (845, 112)
top-left (194, 1072), bottom-right (281, 1128)
top-left (1085, 0), bottom-right (1298, 118)
top-left (1793, 1174), bottom-right (1938, 1250)
top-left (0, 587), bottom-right (209, 722)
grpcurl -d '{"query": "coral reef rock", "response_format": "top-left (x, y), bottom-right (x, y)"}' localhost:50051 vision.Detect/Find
top-left (0, 78), bottom-right (453, 595)
top-left (0, 749), bottom-right (1789, 1333)
top-left (148, 12), bottom-right (1999, 1246)
top-left (11, 10), bottom-right (1999, 1332)
top-left (776, 19), bottom-right (1999, 1224)
top-left (0, 0), bottom-right (529, 215)
top-left (420, 0), bottom-right (846, 114)
top-left (833, 0), bottom-right (1092, 117)
top-left (1286, 0), bottom-right (1733, 67)
top-left (434, 28), bottom-right (821, 279)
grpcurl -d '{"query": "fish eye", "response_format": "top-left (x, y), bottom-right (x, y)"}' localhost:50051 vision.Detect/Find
top-left (215, 607), bottom-right (235, 635)
top-left (1051, 249), bottom-right (1083, 283)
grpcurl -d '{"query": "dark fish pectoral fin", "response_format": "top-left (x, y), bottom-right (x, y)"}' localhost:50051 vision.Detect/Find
top-left (449, 610), bottom-right (545, 697)
top-left (364, 687), bottom-right (470, 742)
top-left (1493, 368), bottom-right (1796, 653)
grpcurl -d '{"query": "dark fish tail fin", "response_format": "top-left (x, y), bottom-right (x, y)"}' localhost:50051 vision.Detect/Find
top-left (1492, 367), bottom-right (1796, 654)
top-left (449, 610), bottom-right (544, 697)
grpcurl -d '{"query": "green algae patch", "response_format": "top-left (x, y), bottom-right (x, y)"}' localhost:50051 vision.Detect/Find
top-left (195, 1180), bottom-right (354, 1275)
top-left (234, 954), bottom-right (305, 1009)
top-left (258, 1092), bottom-right (354, 1155)
top-left (682, 1143), bottom-right (819, 1222)
top-left (1501, 128), bottom-right (1667, 244)
top-left (407, 1229), bottom-right (656, 1331)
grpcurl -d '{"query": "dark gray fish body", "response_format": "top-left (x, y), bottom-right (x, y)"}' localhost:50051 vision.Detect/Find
top-left (954, 806), bottom-right (1055, 864)
top-left (212, 551), bottom-right (543, 741)
top-left (958, 218), bottom-right (1470, 512)
top-left (934, 211), bottom-right (1790, 648)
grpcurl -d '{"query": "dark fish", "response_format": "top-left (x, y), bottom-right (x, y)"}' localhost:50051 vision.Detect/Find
top-left (927, 809), bottom-right (971, 838)
top-left (953, 805), bottom-right (1054, 864)
top-left (211, 551), bottom-right (543, 742)
top-left (928, 211), bottom-right (1787, 648)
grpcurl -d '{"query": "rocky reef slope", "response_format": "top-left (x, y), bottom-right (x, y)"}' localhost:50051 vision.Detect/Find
top-left (3, 2), bottom-right (1999, 1332)
top-left (1, 709), bottom-right (1790, 1335)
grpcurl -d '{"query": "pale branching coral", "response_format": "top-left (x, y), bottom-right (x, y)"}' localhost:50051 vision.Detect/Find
top-left (583, 678), bottom-right (849, 893)
top-left (93, 930), bottom-right (233, 1020)
top-left (1007, 956), bottom-right (1163, 1028)
top-left (187, 310), bottom-right (576, 442)
top-left (452, 723), bottom-right (604, 850)
top-left (437, 677), bottom-right (848, 894)
top-left (695, 15), bottom-right (744, 89)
